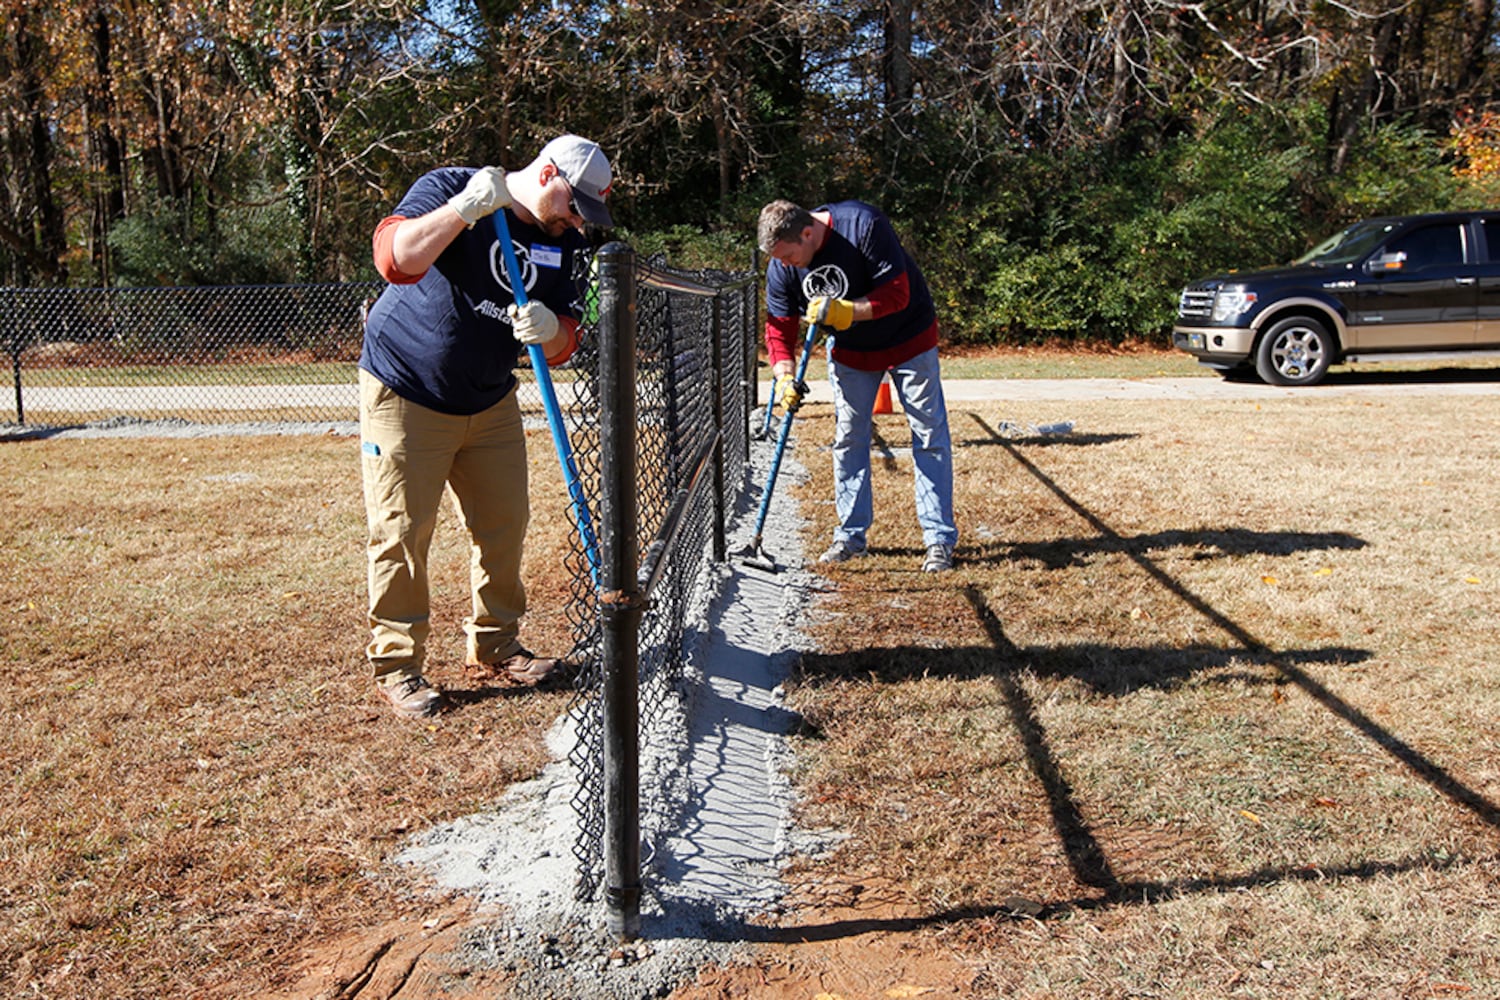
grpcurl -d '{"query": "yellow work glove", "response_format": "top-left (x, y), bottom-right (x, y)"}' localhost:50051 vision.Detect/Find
top-left (805, 295), bottom-right (855, 332)
top-left (773, 373), bottom-right (808, 412)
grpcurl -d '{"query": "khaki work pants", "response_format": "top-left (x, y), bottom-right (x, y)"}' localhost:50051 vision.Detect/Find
top-left (358, 369), bottom-right (530, 684)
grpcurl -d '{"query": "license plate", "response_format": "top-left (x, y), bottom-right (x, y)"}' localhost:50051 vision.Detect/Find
top-left (1188, 333), bottom-right (1206, 350)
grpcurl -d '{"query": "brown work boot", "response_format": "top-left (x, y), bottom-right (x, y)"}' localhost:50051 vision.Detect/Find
top-left (377, 675), bottom-right (446, 718)
top-left (466, 646), bottom-right (561, 687)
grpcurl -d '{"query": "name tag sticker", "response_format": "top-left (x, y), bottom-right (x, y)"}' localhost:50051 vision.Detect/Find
top-left (531, 244), bottom-right (563, 269)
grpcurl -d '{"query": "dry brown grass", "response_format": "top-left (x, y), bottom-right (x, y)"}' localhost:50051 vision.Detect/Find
top-left (775, 390), bottom-right (1500, 997)
top-left (1, 432), bottom-right (577, 998)
top-left (6, 379), bottom-right (1500, 999)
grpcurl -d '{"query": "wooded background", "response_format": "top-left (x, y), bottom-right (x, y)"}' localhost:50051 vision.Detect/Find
top-left (5, 0), bottom-right (1500, 343)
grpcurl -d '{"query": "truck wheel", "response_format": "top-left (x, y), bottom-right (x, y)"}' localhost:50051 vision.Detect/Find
top-left (1255, 316), bottom-right (1334, 386)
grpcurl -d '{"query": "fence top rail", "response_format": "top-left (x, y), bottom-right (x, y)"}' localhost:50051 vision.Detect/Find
top-left (631, 256), bottom-right (756, 299)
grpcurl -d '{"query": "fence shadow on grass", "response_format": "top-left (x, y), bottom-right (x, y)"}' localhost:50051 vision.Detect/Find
top-left (967, 412), bottom-right (1500, 832)
top-left (956, 427), bottom-right (1139, 449)
top-left (720, 849), bottom-right (1472, 945)
top-left (679, 414), bottom-right (1500, 945)
top-left (868, 525), bottom-right (1368, 570)
top-left (794, 639), bottom-right (1371, 698)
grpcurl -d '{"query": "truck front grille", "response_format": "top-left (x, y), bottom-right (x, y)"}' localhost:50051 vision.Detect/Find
top-left (1178, 288), bottom-right (1215, 319)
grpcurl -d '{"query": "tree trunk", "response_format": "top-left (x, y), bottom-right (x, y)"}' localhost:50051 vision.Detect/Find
top-left (89, 5), bottom-right (126, 284)
top-left (883, 0), bottom-right (915, 177)
top-left (14, 7), bottom-right (67, 282)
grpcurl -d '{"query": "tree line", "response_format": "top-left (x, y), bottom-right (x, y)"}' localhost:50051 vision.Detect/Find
top-left (4, 0), bottom-right (1499, 343)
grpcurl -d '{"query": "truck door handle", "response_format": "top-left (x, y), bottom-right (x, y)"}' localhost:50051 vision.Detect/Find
top-left (1455, 276), bottom-right (1477, 286)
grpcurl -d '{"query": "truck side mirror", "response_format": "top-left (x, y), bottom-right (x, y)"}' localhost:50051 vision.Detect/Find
top-left (1365, 251), bottom-right (1406, 274)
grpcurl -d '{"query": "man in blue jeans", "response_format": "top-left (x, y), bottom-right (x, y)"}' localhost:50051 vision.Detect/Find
top-left (757, 198), bottom-right (957, 572)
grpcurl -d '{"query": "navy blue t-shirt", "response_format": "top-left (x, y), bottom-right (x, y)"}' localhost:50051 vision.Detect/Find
top-left (360, 167), bottom-right (588, 415)
top-left (765, 200), bottom-right (936, 355)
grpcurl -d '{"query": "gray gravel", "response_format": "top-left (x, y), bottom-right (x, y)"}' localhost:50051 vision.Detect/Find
top-left (393, 413), bottom-right (832, 999)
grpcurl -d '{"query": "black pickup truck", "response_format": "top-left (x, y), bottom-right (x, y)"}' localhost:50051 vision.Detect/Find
top-left (1171, 210), bottom-right (1500, 385)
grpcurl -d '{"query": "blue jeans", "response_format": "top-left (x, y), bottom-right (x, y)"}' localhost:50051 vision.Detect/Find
top-left (826, 345), bottom-right (957, 550)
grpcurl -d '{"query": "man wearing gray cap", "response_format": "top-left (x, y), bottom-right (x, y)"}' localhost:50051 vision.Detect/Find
top-left (359, 135), bottom-right (614, 718)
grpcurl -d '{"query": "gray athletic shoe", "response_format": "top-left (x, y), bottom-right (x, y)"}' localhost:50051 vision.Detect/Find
top-left (922, 544), bottom-right (954, 573)
top-left (378, 675), bottom-right (445, 718)
top-left (819, 539), bottom-right (868, 563)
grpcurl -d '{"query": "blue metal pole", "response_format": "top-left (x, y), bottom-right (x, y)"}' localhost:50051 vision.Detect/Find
top-left (491, 210), bottom-right (601, 584)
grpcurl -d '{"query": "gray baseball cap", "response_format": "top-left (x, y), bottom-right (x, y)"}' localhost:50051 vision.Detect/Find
top-left (541, 134), bottom-right (614, 228)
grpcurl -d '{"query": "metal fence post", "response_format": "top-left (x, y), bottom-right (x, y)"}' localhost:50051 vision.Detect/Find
top-left (596, 241), bottom-right (643, 941)
top-left (745, 251), bottom-right (761, 465)
top-left (4, 289), bottom-right (22, 425)
top-left (709, 294), bottom-right (727, 563)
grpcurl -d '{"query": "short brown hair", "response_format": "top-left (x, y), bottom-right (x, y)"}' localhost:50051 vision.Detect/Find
top-left (757, 200), bottom-right (814, 253)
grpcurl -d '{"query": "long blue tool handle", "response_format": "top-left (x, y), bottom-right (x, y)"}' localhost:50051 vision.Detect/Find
top-left (750, 323), bottom-right (820, 540)
top-left (492, 210), bottom-right (601, 584)
top-left (758, 380), bottom-right (777, 437)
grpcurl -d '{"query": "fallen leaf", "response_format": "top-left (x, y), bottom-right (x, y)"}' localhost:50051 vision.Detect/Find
top-left (281, 591), bottom-right (302, 599)
top-left (886, 987), bottom-right (936, 999)
top-left (1312, 567), bottom-right (1333, 577)
top-left (1464, 576), bottom-right (1481, 584)
top-left (1239, 809), bottom-right (1262, 824)
top-left (1261, 575), bottom-right (1278, 585)
top-left (1314, 796), bottom-right (1337, 808)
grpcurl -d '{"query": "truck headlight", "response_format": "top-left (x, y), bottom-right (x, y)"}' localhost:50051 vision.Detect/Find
top-left (1212, 288), bottom-right (1258, 322)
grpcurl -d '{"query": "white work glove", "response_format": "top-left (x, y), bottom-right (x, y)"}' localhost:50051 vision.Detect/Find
top-left (447, 166), bottom-right (511, 227)
top-left (507, 300), bottom-right (559, 345)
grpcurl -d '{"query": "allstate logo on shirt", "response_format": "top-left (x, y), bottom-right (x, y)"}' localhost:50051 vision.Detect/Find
top-left (490, 239), bottom-right (537, 295)
top-left (802, 265), bottom-right (848, 302)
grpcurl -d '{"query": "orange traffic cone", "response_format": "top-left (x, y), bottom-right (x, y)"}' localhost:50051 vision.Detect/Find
top-left (874, 378), bottom-right (894, 414)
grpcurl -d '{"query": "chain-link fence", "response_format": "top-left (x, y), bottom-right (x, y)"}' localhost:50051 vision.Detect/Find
top-left (0, 283), bottom-right (601, 427)
top-left (1, 284), bottom-right (373, 426)
top-left (555, 246), bottom-right (760, 934)
top-left (3, 265), bottom-right (765, 937)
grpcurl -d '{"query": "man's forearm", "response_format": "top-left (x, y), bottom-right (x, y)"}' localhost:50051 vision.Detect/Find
top-left (391, 208), bottom-right (470, 276)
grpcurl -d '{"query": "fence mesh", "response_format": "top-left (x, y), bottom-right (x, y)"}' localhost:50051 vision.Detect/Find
top-left (563, 255), bottom-right (759, 902)
top-left (5, 268), bottom-right (762, 905)
top-left (4, 269), bottom-right (763, 905)
top-left (0, 282), bottom-right (598, 426)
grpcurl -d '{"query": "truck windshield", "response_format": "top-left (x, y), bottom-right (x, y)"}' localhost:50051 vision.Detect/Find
top-left (1293, 220), bottom-right (1400, 267)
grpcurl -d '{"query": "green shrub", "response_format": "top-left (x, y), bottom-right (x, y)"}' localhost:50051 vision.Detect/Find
top-left (108, 195), bottom-right (301, 287)
top-left (906, 100), bottom-right (1462, 347)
